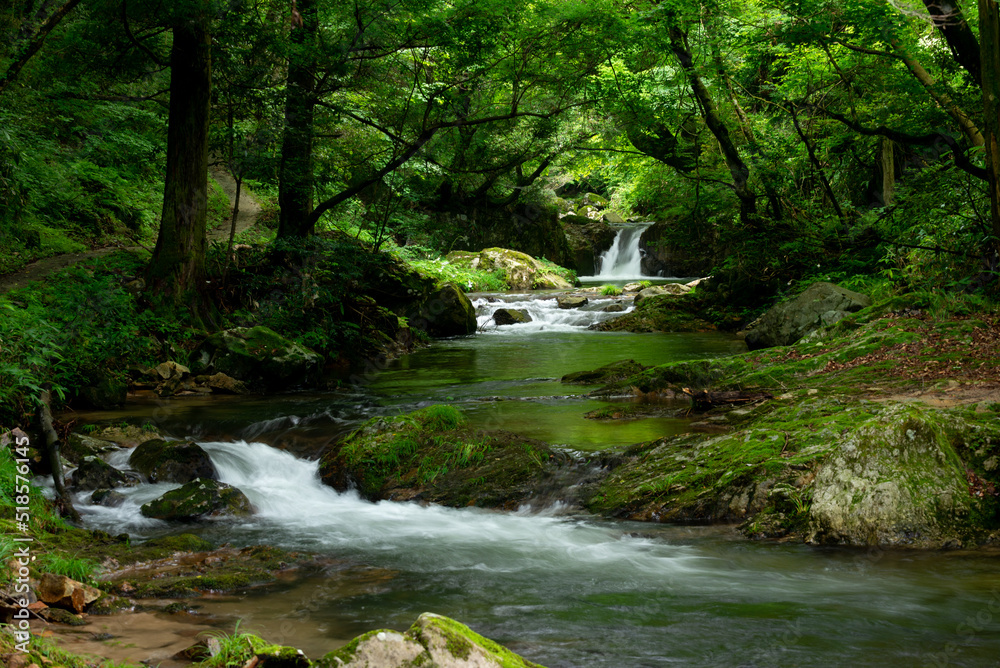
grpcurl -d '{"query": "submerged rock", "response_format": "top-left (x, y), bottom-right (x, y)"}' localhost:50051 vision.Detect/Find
top-left (744, 281), bottom-right (871, 350)
top-left (128, 439), bottom-right (218, 484)
top-left (140, 478), bottom-right (253, 521)
top-left (323, 612), bottom-right (545, 668)
top-left (90, 488), bottom-right (126, 508)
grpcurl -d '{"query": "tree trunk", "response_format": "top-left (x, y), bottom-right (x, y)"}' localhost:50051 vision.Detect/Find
top-left (667, 23), bottom-right (758, 226)
top-left (38, 389), bottom-right (79, 522)
top-left (146, 16), bottom-right (212, 303)
top-left (880, 138), bottom-right (895, 207)
top-left (277, 0), bottom-right (318, 239)
top-left (979, 0), bottom-right (1000, 262)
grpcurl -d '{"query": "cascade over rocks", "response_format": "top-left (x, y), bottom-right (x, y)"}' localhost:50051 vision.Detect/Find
top-left (128, 439), bottom-right (218, 484)
top-left (193, 326), bottom-right (323, 391)
top-left (744, 282), bottom-right (872, 350)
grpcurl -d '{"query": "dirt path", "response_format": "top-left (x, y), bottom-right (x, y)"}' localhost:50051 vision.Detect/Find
top-left (0, 169), bottom-right (261, 295)
top-left (207, 164), bottom-right (262, 243)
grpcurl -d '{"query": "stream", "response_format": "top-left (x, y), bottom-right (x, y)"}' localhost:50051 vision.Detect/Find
top-left (53, 287), bottom-right (1000, 667)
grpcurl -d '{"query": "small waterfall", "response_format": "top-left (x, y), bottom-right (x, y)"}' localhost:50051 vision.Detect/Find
top-left (473, 295), bottom-right (631, 332)
top-left (596, 224), bottom-right (652, 279)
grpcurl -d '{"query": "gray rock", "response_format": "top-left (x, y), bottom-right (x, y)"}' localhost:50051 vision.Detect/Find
top-left (744, 282), bottom-right (872, 350)
top-left (420, 282), bottom-right (478, 337)
top-left (129, 439), bottom-right (218, 484)
top-left (493, 308), bottom-right (532, 326)
top-left (557, 295), bottom-right (589, 309)
top-left (602, 211), bottom-right (626, 224)
top-left (807, 404), bottom-right (980, 547)
top-left (70, 456), bottom-right (137, 491)
top-left (602, 303), bottom-right (625, 313)
top-left (633, 284), bottom-right (690, 305)
top-left (322, 612), bottom-right (544, 668)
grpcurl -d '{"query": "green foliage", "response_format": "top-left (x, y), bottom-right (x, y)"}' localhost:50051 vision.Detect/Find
top-left (0, 252), bottom-right (177, 425)
top-left (600, 284), bottom-right (623, 296)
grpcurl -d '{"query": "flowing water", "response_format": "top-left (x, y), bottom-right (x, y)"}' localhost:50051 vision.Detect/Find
top-left (58, 292), bottom-right (1000, 667)
top-left (585, 223), bottom-right (653, 282)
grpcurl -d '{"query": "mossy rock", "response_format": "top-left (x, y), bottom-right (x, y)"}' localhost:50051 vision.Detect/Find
top-left (63, 433), bottom-right (120, 465)
top-left (583, 397), bottom-right (1000, 547)
top-left (562, 359), bottom-right (650, 385)
top-left (744, 281), bottom-right (871, 350)
top-left (196, 326), bottom-right (322, 391)
top-left (319, 612), bottom-right (545, 668)
top-left (493, 308), bottom-right (532, 326)
top-left (70, 456), bottom-right (137, 492)
top-left (592, 295), bottom-right (716, 333)
top-left (319, 405), bottom-right (567, 509)
top-left (408, 282), bottom-right (477, 337)
top-left (128, 439), bottom-right (218, 483)
top-left (140, 478), bottom-right (253, 521)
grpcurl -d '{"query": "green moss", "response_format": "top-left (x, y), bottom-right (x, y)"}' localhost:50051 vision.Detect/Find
top-left (322, 405), bottom-right (559, 507)
top-left (594, 295), bottom-right (716, 333)
top-left (415, 614), bottom-right (545, 668)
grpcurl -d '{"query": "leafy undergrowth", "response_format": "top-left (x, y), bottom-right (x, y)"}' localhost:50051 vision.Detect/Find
top-left (319, 405), bottom-right (564, 508)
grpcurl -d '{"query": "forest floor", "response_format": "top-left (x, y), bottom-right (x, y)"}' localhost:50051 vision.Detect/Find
top-left (0, 167), bottom-right (260, 295)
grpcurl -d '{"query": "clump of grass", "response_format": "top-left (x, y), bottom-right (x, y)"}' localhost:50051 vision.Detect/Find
top-left (638, 280), bottom-right (653, 289)
top-left (36, 552), bottom-right (100, 584)
top-left (600, 284), bottom-right (623, 296)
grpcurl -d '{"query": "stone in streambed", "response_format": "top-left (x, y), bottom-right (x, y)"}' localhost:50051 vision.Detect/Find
top-left (70, 456), bottom-right (137, 491)
top-left (129, 439), bottom-right (218, 484)
top-left (140, 478), bottom-right (253, 521)
top-left (37, 573), bottom-right (102, 613)
top-left (493, 308), bottom-right (532, 326)
top-left (557, 295), bottom-right (588, 309)
top-left (324, 612), bottom-right (546, 668)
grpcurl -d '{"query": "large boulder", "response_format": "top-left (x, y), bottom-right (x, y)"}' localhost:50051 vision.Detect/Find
top-left (475, 248), bottom-right (572, 290)
top-left (63, 433), bottom-right (120, 466)
top-left (194, 326), bottom-right (322, 391)
top-left (638, 220), bottom-right (715, 277)
top-left (322, 612), bottom-right (544, 668)
top-left (128, 439), bottom-right (218, 484)
top-left (140, 478), bottom-right (253, 521)
top-left (633, 283), bottom-right (690, 305)
top-left (744, 282), bottom-right (872, 350)
top-left (807, 404), bottom-right (982, 547)
top-left (557, 295), bottom-right (588, 309)
top-left (409, 282), bottom-right (478, 337)
top-left (493, 308), bottom-right (532, 326)
top-left (37, 574), bottom-right (102, 613)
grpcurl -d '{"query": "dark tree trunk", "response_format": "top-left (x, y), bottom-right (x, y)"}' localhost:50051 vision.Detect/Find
top-left (277, 0), bottom-right (318, 239)
top-left (667, 23), bottom-right (758, 226)
top-left (978, 0), bottom-right (1000, 262)
top-left (924, 0), bottom-right (981, 85)
top-left (146, 16), bottom-right (212, 304)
